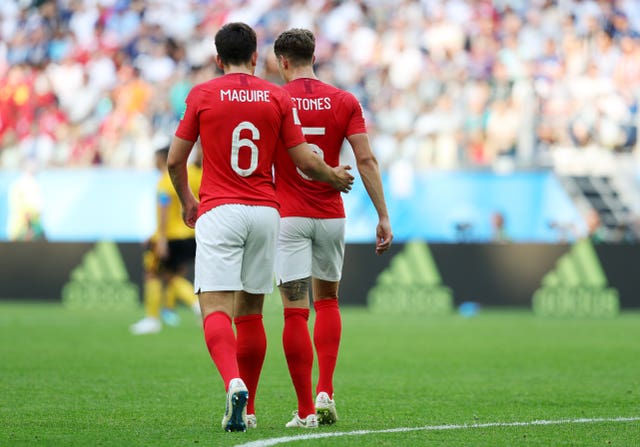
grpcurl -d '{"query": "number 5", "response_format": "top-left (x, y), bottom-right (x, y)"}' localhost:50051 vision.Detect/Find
top-left (297, 126), bottom-right (326, 181)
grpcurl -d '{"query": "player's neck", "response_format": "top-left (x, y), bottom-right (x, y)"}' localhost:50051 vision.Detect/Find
top-left (223, 62), bottom-right (255, 76)
top-left (288, 66), bottom-right (316, 82)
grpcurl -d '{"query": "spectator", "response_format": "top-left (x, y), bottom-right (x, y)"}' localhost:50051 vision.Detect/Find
top-left (0, 0), bottom-right (639, 172)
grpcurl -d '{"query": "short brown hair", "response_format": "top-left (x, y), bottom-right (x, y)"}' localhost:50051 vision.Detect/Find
top-left (215, 22), bottom-right (257, 66)
top-left (273, 28), bottom-right (315, 67)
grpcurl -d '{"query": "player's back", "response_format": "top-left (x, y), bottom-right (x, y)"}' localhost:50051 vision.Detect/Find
top-left (275, 78), bottom-right (366, 218)
top-left (176, 73), bottom-right (304, 216)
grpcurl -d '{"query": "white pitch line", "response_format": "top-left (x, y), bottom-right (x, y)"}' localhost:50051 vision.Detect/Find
top-left (233, 416), bottom-right (640, 447)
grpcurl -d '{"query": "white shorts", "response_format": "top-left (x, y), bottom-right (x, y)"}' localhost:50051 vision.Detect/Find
top-left (194, 204), bottom-right (279, 294)
top-left (275, 217), bottom-right (345, 284)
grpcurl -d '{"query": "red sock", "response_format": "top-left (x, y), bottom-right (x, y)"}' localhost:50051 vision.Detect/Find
top-left (313, 298), bottom-right (341, 397)
top-left (235, 314), bottom-right (266, 416)
top-left (203, 311), bottom-right (239, 391)
top-left (283, 308), bottom-right (315, 418)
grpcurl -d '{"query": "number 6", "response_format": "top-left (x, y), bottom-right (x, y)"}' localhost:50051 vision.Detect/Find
top-left (231, 121), bottom-right (259, 177)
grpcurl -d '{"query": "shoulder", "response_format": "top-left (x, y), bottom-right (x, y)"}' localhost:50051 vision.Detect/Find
top-left (190, 79), bottom-right (212, 92)
top-left (334, 88), bottom-right (360, 107)
top-left (246, 75), bottom-right (288, 97)
top-left (265, 81), bottom-right (296, 109)
top-left (249, 75), bottom-right (280, 90)
top-left (311, 80), bottom-right (360, 107)
top-left (184, 80), bottom-right (209, 101)
top-left (191, 77), bottom-right (225, 94)
top-left (264, 79), bottom-right (292, 99)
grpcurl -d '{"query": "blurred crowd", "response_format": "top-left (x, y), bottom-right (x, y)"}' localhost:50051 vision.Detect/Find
top-left (1, 0), bottom-right (640, 172)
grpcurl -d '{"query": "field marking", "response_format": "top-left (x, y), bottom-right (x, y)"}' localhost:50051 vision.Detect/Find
top-left (233, 416), bottom-right (640, 447)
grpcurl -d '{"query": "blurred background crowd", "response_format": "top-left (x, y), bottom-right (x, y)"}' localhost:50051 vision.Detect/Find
top-left (1, 0), bottom-right (640, 173)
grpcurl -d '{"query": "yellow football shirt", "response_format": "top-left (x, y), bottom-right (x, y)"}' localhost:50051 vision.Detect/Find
top-left (153, 164), bottom-right (202, 241)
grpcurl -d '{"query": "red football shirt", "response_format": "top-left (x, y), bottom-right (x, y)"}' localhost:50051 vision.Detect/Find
top-left (175, 73), bottom-right (306, 217)
top-left (274, 78), bottom-right (367, 218)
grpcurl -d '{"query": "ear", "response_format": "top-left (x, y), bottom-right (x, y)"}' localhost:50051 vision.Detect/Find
top-left (215, 54), bottom-right (224, 70)
top-left (251, 51), bottom-right (258, 67)
top-left (311, 55), bottom-right (316, 65)
top-left (279, 55), bottom-right (289, 70)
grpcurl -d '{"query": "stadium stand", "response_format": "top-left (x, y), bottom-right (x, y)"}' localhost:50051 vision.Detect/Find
top-left (1, 0), bottom-right (639, 242)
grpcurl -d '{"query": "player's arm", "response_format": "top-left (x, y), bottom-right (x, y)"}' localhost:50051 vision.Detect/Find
top-left (288, 142), bottom-right (354, 193)
top-left (347, 132), bottom-right (393, 255)
top-left (167, 136), bottom-right (199, 228)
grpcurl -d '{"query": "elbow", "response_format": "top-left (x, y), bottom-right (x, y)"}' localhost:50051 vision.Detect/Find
top-left (357, 155), bottom-right (379, 172)
top-left (289, 144), bottom-right (330, 181)
top-left (166, 156), bottom-right (181, 173)
top-left (297, 155), bottom-right (324, 179)
top-left (297, 159), bottom-right (316, 177)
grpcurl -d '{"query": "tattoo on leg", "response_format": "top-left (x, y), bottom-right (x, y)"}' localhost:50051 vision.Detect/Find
top-left (279, 277), bottom-right (310, 302)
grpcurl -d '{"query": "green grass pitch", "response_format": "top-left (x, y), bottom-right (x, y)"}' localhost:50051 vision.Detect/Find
top-left (1, 301), bottom-right (639, 446)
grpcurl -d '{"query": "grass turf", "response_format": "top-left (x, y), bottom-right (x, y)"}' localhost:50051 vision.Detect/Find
top-left (1, 301), bottom-right (639, 446)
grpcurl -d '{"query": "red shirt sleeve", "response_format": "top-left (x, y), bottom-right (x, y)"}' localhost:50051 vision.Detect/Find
top-left (343, 91), bottom-right (367, 137)
top-left (175, 87), bottom-right (200, 142)
top-left (278, 92), bottom-right (306, 149)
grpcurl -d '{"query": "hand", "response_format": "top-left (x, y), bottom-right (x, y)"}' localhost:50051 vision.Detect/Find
top-left (375, 218), bottom-right (393, 256)
top-left (182, 196), bottom-right (199, 229)
top-left (331, 165), bottom-right (354, 193)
